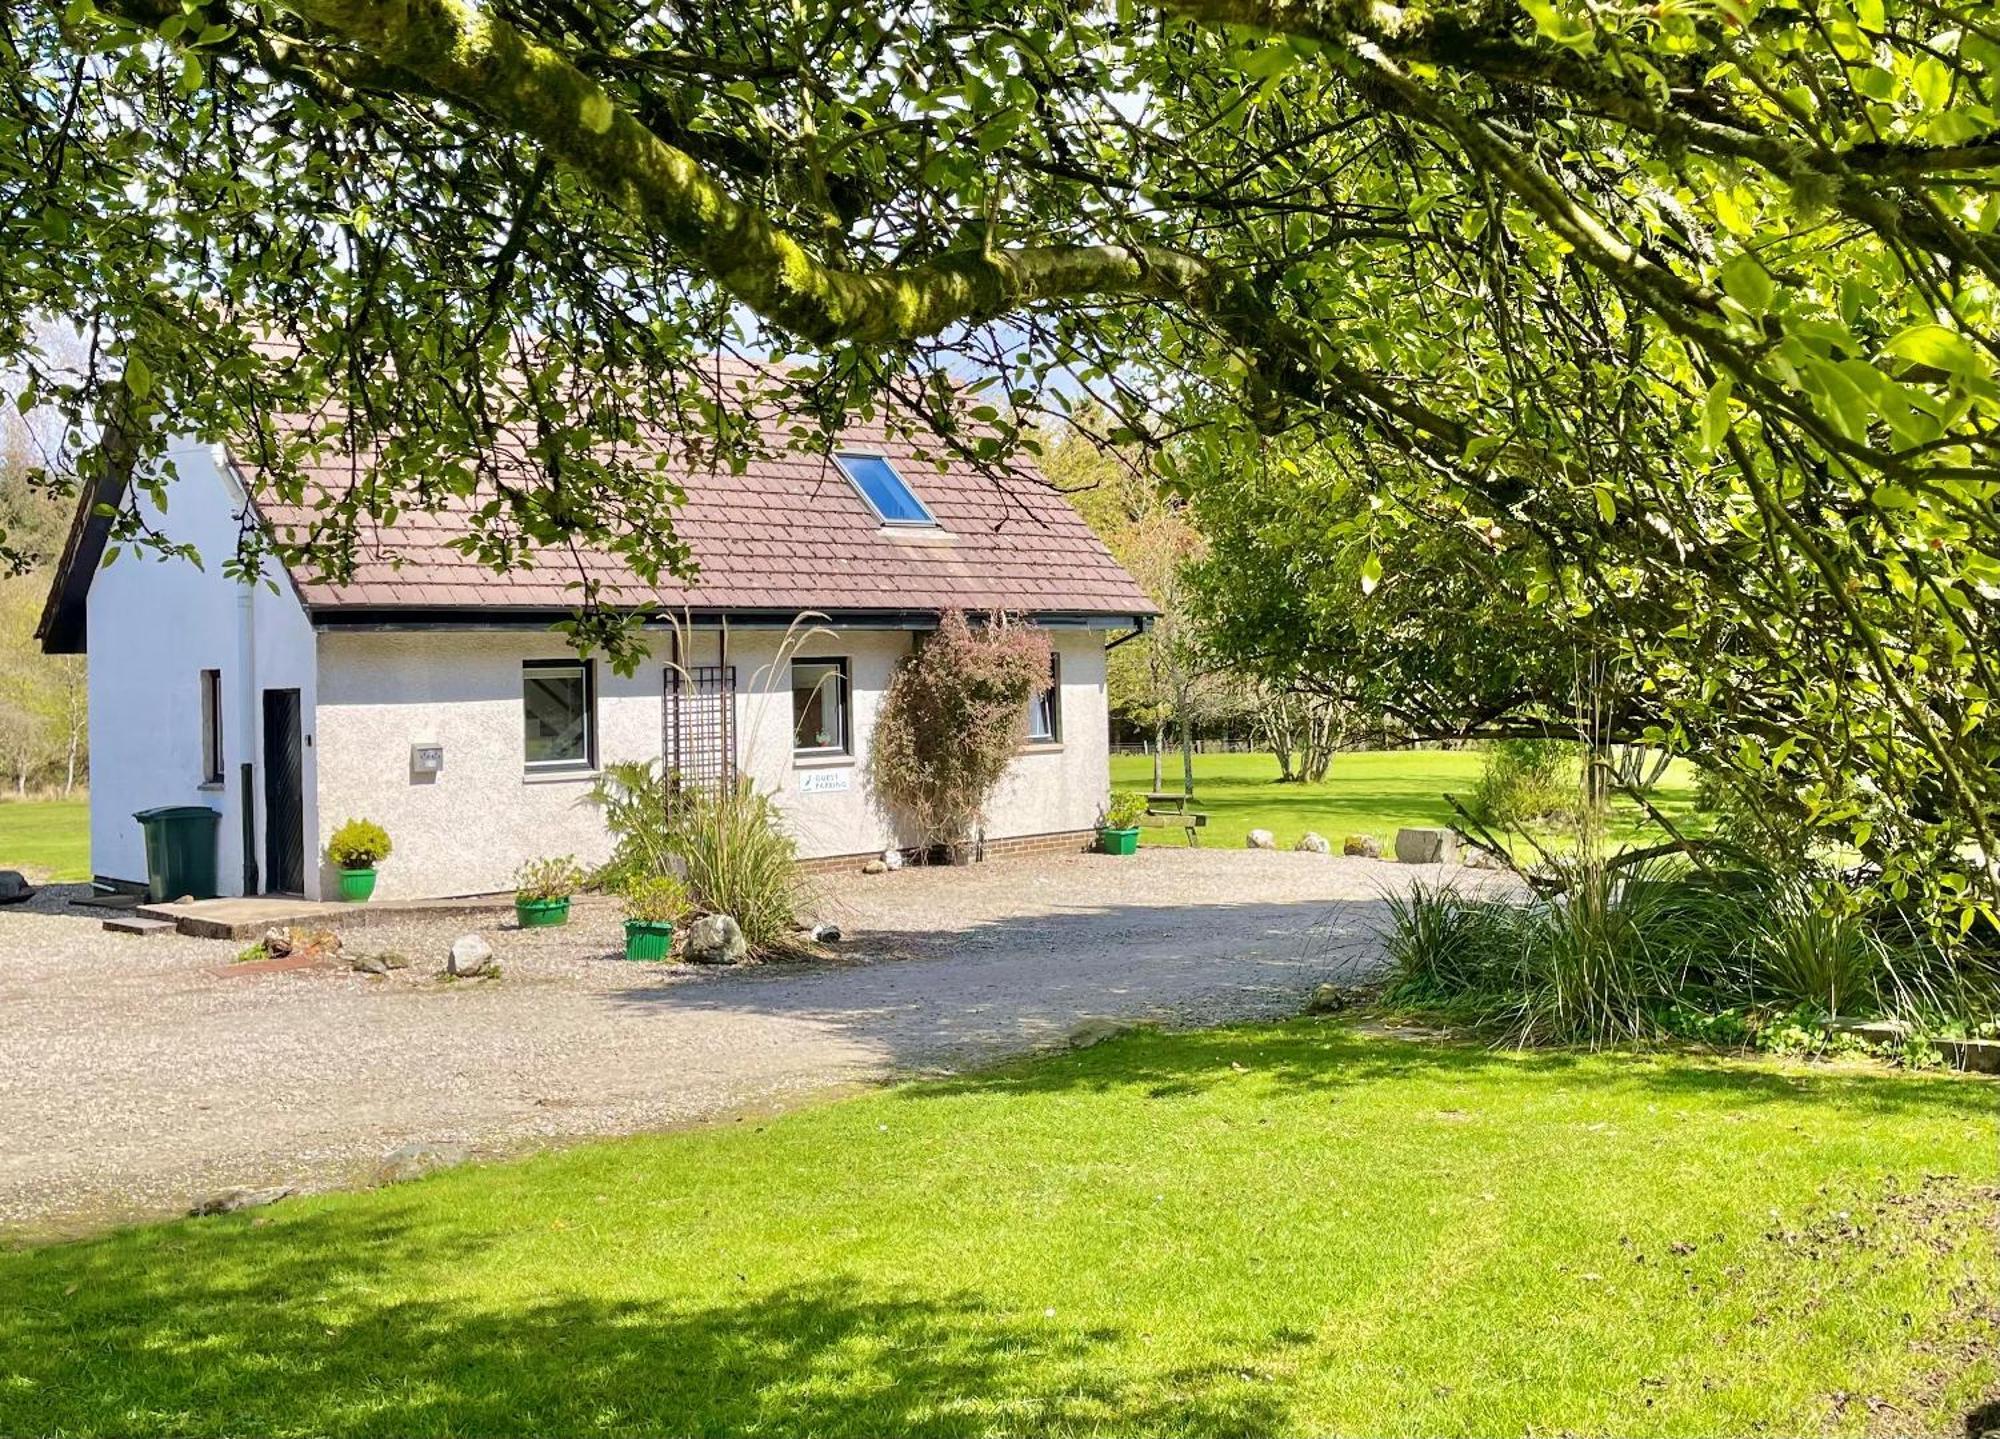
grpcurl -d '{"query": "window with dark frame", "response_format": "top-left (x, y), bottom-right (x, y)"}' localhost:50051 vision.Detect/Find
top-left (1027, 651), bottom-right (1061, 744)
top-left (523, 659), bottom-right (596, 772)
top-left (791, 658), bottom-right (850, 757)
top-left (834, 453), bottom-right (939, 527)
top-left (199, 669), bottom-right (224, 783)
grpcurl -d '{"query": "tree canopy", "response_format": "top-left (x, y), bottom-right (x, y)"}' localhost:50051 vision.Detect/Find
top-left (5, 0), bottom-right (2000, 906)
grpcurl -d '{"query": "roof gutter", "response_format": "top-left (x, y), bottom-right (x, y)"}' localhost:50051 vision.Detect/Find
top-left (306, 606), bottom-right (1159, 633)
top-left (1104, 617), bottom-right (1152, 651)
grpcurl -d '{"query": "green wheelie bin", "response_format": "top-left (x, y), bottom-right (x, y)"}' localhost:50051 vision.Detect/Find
top-left (133, 805), bottom-right (222, 901)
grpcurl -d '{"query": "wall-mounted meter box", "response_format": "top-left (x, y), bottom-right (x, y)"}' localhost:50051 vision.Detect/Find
top-left (411, 743), bottom-right (445, 776)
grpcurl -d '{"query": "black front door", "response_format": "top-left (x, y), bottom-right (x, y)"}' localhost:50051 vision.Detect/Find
top-left (261, 688), bottom-right (305, 894)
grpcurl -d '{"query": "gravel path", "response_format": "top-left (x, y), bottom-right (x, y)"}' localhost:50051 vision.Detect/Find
top-left (0, 849), bottom-right (1449, 1238)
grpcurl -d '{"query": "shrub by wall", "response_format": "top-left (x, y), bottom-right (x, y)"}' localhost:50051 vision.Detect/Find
top-left (870, 610), bottom-right (1051, 854)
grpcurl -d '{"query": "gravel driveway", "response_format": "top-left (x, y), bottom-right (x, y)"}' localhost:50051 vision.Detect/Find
top-left (0, 849), bottom-right (1442, 1238)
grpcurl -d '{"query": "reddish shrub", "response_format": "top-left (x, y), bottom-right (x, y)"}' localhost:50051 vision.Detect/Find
top-left (869, 610), bottom-right (1051, 854)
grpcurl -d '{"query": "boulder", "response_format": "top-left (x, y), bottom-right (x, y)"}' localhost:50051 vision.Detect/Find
top-left (188, 1185), bottom-right (293, 1217)
top-left (1246, 829), bottom-right (1277, 850)
top-left (1294, 832), bottom-right (1331, 855)
top-left (1394, 827), bottom-right (1459, 865)
top-left (862, 859), bottom-right (888, 875)
top-left (1304, 983), bottom-right (1353, 1015)
top-left (447, 934), bottom-right (494, 977)
top-left (810, 922), bottom-right (843, 943)
top-left (1066, 1016), bottom-right (1135, 1050)
top-left (0, 870), bottom-right (34, 905)
top-left (261, 926), bottom-right (293, 958)
top-left (1464, 847), bottom-right (1509, 871)
top-left (376, 1142), bottom-right (469, 1184)
top-left (684, 913), bottom-right (748, 965)
top-left (1342, 834), bottom-right (1383, 859)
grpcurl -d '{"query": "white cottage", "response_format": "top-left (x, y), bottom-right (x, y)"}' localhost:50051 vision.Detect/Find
top-left (37, 386), bottom-right (1155, 901)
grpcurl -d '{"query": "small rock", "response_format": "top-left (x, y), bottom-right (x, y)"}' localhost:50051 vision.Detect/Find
top-left (882, 849), bottom-right (905, 871)
top-left (377, 950), bottom-right (410, 970)
top-left (351, 954), bottom-right (391, 976)
top-left (175, 894), bottom-right (195, 905)
top-left (810, 922), bottom-right (843, 943)
top-left (684, 913), bottom-right (748, 965)
top-left (377, 1142), bottom-right (469, 1184)
top-left (1294, 832), bottom-right (1331, 854)
top-left (0, 870), bottom-right (34, 905)
top-left (1464, 847), bottom-right (1509, 871)
top-left (189, 1185), bottom-right (293, 1217)
top-left (1342, 834), bottom-right (1382, 859)
top-left (1395, 827), bottom-right (1459, 865)
top-left (1305, 983), bottom-right (1355, 1015)
top-left (1066, 1016), bottom-right (1133, 1049)
top-left (262, 926), bottom-right (293, 958)
top-left (862, 859), bottom-right (888, 875)
top-left (1246, 829), bottom-right (1277, 850)
top-left (447, 934), bottom-right (494, 976)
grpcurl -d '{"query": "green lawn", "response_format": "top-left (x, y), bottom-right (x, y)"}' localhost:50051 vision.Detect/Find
top-left (2, 1022), bottom-right (1992, 1437)
top-left (1110, 749), bottom-right (1701, 851)
top-left (0, 795), bottom-right (89, 881)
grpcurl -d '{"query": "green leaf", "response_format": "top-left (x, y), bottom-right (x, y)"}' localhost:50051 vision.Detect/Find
top-left (1700, 375), bottom-right (1734, 451)
top-left (124, 352), bottom-right (151, 399)
top-left (1359, 551), bottom-right (1382, 596)
top-left (1882, 323), bottom-right (1987, 378)
top-left (1718, 253), bottom-right (1774, 315)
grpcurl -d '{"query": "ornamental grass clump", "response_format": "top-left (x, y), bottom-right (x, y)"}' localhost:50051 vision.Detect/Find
top-left (664, 778), bottom-right (800, 951)
top-left (1384, 850), bottom-right (2000, 1047)
top-left (869, 610), bottom-right (1051, 855)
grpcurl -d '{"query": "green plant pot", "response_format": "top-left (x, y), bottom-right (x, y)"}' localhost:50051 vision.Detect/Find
top-left (337, 867), bottom-right (378, 902)
top-left (516, 896), bottom-right (571, 928)
top-left (1099, 827), bottom-right (1140, 856)
top-left (624, 919), bottom-right (675, 961)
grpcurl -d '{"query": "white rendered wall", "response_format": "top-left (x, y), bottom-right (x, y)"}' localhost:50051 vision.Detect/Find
top-left (314, 624), bottom-right (1113, 897)
top-left (84, 443), bottom-right (319, 893)
top-left (731, 626), bottom-right (1111, 859)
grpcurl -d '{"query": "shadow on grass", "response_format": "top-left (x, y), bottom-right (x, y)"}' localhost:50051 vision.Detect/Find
top-left (899, 1017), bottom-right (2000, 1119)
top-left (0, 1203), bottom-right (1282, 1437)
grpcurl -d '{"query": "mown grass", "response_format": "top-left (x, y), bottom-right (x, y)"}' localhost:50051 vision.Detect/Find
top-left (0, 795), bottom-right (89, 880)
top-left (1109, 749), bottom-right (1701, 852)
top-left (2, 1021), bottom-right (1993, 1437)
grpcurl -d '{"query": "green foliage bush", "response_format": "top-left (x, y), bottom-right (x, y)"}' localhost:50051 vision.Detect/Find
top-left (1102, 791), bottom-right (1147, 830)
top-left (1383, 857), bottom-right (1998, 1047)
top-left (621, 872), bottom-right (689, 925)
top-left (1467, 741), bottom-right (1580, 828)
top-left (588, 760), bottom-right (800, 952)
top-left (515, 855), bottom-right (585, 902)
top-left (587, 761), bottom-right (676, 894)
top-left (326, 818), bottom-right (392, 869)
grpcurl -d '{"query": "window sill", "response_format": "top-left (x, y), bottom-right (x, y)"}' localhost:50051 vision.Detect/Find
top-left (523, 767), bottom-right (599, 784)
top-left (196, 779), bottom-right (225, 792)
top-left (874, 526), bottom-right (957, 544)
top-left (1019, 740), bottom-right (1064, 755)
top-left (793, 752), bottom-right (854, 769)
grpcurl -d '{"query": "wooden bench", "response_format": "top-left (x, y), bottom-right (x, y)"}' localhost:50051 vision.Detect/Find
top-left (1145, 791), bottom-right (1210, 846)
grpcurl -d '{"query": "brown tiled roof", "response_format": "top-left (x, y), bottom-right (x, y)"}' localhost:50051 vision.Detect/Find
top-left (247, 368), bottom-right (1155, 619)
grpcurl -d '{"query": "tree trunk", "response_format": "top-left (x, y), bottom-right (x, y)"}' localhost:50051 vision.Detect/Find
top-left (1178, 694), bottom-right (1195, 795)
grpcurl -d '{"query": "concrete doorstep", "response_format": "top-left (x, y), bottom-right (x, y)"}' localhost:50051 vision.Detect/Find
top-left (132, 893), bottom-right (524, 940)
